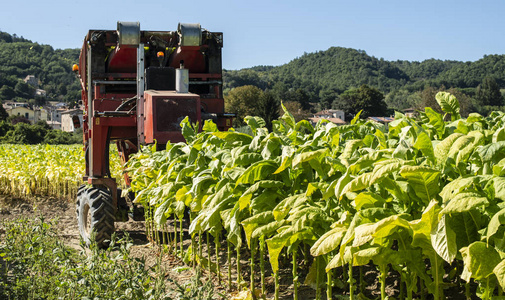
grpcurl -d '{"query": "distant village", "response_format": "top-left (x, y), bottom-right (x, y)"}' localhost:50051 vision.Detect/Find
top-left (2, 75), bottom-right (83, 132)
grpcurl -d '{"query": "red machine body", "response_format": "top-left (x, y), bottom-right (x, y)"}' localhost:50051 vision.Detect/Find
top-left (143, 90), bottom-right (200, 144)
top-left (76, 21), bottom-right (233, 209)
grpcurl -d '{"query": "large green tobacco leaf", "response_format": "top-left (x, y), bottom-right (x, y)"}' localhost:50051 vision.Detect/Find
top-left (477, 141), bottom-right (505, 164)
top-left (424, 107), bottom-right (445, 139)
top-left (439, 176), bottom-right (484, 202)
top-left (273, 146), bottom-right (295, 174)
top-left (456, 132), bottom-right (483, 166)
top-left (235, 160), bottom-right (278, 185)
top-left (447, 135), bottom-right (474, 162)
top-left (238, 180), bottom-right (284, 210)
top-left (352, 223), bottom-right (376, 247)
top-left (434, 133), bottom-right (464, 165)
top-left (435, 91), bottom-right (461, 121)
top-left (431, 215), bottom-right (458, 263)
top-left (487, 207), bottom-right (505, 241)
top-left (440, 192), bottom-right (489, 215)
top-left (292, 148), bottom-right (328, 168)
top-left (446, 211), bottom-right (481, 251)
top-left (310, 226), bottom-right (347, 257)
top-left (400, 165), bottom-right (440, 204)
top-left (252, 220), bottom-right (287, 240)
top-left (234, 153), bottom-right (263, 166)
top-left (338, 172), bottom-right (373, 199)
top-left (354, 192), bottom-right (386, 210)
top-left (492, 176), bottom-right (505, 201)
top-left (273, 193), bottom-right (307, 221)
top-left (340, 139), bottom-right (363, 162)
top-left (280, 102), bottom-right (296, 129)
top-left (370, 159), bottom-right (406, 186)
top-left (413, 131), bottom-right (435, 162)
top-left (348, 151), bottom-right (385, 175)
top-left (411, 201), bottom-right (441, 243)
top-left (154, 200), bottom-right (171, 225)
top-left (242, 211), bottom-right (274, 247)
top-left (460, 241), bottom-right (502, 282)
top-left (352, 215), bottom-right (411, 248)
top-left (244, 116), bottom-right (266, 133)
top-left (212, 131), bottom-right (253, 145)
top-left (494, 259), bottom-right (505, 289)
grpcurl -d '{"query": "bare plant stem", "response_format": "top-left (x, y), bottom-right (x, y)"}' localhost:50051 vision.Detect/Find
top-left (250, 238), bottom-right (256, 300)
top-left (215, 232), bottom-right (221, 285)
top-left (293, 244), bottom-right (298, 300)
top-left (259, 237), bottom-right (266, 295)
top-left (327, 269), bottom-right (332, 300)
top-left (237, 245), bottom-right (242, 290)
top-left (228, 240), bottom-right (232, 291)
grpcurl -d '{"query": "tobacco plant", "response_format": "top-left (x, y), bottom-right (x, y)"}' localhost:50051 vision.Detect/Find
top-left (127, 95), bottom-right (505, 299)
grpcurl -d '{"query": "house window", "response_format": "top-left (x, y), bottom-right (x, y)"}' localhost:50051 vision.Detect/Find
top-left (25, 113), bottom-right (29, 119)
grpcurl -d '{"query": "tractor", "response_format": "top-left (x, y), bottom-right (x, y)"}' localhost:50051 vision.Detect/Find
top-left (74, 21), bottom-right (233, 247)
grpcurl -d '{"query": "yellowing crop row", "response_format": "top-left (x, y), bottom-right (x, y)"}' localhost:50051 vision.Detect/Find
top-left (0, 144), bottom-right (123, 199)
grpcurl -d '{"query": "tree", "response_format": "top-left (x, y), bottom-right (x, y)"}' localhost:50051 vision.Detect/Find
top-left (14, 81), bottom-right (34, 99)
top-left (476, 76), bottom-right (503, 107)
top-left (416, 86), bottom-right (441, 114)
top-left (0, 86), bottom-right (15, 100)
top-left (319, 88), bottom-right (339, 110)
top-left (385, 89), bottom-right (416, 111)
top-left (281, 101), bottom-right (311, 123)
top-left (224, 85), bottom-right (264, 127)
top-left (0, 101), bottom-right (8, 121)
top-left (335, 85), bottom-right (387, 118)
top-left (256, 91), bottom-right (280, 131)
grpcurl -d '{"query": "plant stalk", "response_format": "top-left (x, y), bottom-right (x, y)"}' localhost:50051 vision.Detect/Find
top-left (326, 269), bottom-right (332, 300)
top-left (215, 232), bottom-right (221, 285)
top-left (237, 245), bottom-right (242, 290)
top-left (250, 238), bottom-right (256, 300)
top-left (228, 240), bottom-right (232, 291)
top-left (293, 244), bottom-right (298, 300)
top-left (260, 236), bottom-right (266, 295)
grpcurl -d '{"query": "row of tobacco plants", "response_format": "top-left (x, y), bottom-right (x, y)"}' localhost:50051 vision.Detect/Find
top-left (0, 144), bottom-right (123, 199)
top-left (127, 92), bottom-right (505, 300)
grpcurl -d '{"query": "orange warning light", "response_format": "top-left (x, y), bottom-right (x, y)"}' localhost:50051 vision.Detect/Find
top-left (72, 64), bottom-right (79, 72)
top-left (157, 51), bottom-right (164, 58)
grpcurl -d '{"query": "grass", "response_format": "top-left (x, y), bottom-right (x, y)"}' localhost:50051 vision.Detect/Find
top-left (0, 216), bottom-right (218, 300)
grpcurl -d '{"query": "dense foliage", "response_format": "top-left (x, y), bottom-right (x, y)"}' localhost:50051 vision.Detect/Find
top-left (0, 31), bottom-right (80, 105)
top-left (127, 92), bottom-right (505, 299)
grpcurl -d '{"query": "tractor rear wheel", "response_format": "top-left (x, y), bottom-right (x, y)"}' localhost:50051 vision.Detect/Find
top-left (76, 185), bottom-right (115, 248)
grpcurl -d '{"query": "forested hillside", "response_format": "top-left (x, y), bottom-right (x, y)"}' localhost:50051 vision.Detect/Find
top-left (224, 47), bottom-right (505, 122)
top-left (0, 31), bottom-right (80, 106)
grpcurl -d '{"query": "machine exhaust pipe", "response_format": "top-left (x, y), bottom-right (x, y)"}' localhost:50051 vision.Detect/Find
top-left (175, 60), bottom-right (189, 93)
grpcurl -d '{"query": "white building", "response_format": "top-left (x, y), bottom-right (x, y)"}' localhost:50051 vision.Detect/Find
top-left (61, 109), bottom-right (83, 132)
top-left (313, 109), bottom-right (345, 121)
top-left (308, 109), bottom-right (346, 126)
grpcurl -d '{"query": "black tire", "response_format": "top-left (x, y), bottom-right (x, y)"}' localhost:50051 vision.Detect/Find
top-left (76, 185), bottom-right (115, 248)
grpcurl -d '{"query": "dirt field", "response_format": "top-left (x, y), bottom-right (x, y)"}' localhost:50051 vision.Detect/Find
top-left (0, 195), bottom-right (237, 299)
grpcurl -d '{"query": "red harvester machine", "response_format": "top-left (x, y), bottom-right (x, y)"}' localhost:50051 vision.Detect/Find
top-left (75, 21), bottom-right (233, 247)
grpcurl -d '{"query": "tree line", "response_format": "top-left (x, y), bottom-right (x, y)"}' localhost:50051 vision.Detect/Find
top-left (223, 47), bottom-right (505, 123)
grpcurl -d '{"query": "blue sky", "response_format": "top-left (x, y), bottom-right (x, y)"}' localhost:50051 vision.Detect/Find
top-left (0, 0), bottom-right (504, 70)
